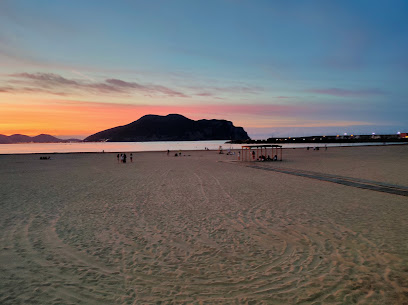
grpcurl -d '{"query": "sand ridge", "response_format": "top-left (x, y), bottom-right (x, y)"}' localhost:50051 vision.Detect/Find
top-left (0, 145), bottom-right (408, 304)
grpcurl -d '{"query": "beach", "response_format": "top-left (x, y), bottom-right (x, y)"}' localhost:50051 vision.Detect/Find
top-left (1, 145), bottom-right (407, 304)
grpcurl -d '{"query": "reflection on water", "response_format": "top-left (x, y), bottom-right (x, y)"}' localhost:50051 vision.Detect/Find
top-left (0, 141), bottom-right (404, 154)
top-left (0, 141), bottom-right (231, 154)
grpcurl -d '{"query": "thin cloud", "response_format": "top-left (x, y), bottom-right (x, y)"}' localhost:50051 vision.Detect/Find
top-left (27, 99), bottom-right (312, 117)
top-left (0, 86), bottom-right (12, 92)
top-left (51, 100), bottom-right (315, 117)
top-left (105, 78), bottom-right (145, 89)
top-left (0, 84), bottom-right (68, 96)
top-left (105, 79), bottom-right (188, 97)
top-left (5, 73), bottom-right (259, 99)
top-left (147, 84), bottom-right (188, 97)
top-left (10, 72), bottom-right (79, 86)
top-left (6, 72), bottom-right (188, 97)
top-left (305, 88), bottom-right (386, 97)
top-left (213, 86), bottom-right (263, 94)
top-left (190, 85), bottom-right (263, 97)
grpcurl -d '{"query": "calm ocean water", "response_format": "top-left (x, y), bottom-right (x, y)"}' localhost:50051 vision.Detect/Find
top-left (0, 141), bottom-right (405, 154)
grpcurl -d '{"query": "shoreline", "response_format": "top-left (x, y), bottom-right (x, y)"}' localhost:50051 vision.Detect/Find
top-left (0, 141), bottom-right (406, 156)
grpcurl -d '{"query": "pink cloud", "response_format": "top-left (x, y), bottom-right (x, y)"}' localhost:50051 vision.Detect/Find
top-left (37, 99), bottom-right (292, 114)
top-left (0, 86), bottom-right (12, 92)
top-left (49, 100), bottom-right (314, 119)
top-left (196, 92), bottom-right (213, 97)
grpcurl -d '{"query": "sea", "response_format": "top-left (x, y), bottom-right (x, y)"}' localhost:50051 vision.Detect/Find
top-left (0, 140), bottom-right (406, 155)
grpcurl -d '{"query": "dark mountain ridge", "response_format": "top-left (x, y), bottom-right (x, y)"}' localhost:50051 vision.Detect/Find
top-left (84, 114), bottom-right (250, 142)
top-left (0, 134), bottom-right (82, 144)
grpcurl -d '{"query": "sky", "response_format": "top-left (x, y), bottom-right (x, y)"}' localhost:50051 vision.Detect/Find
top-left (0, 0), bottom-right (407, 139)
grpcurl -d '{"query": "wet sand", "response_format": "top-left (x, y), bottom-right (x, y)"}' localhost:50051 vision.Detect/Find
top-left (1, 145), bottom-right (408, 304)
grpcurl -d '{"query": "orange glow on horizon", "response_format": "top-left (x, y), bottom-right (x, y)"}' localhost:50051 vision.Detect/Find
top-left (0, 97), bottom-right (373, 138)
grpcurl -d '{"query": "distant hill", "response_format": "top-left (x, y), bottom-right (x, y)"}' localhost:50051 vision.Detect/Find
top-left (84, 114), bottom-right (250, 142)
top-left (0, 134), bottom-right (82, 144)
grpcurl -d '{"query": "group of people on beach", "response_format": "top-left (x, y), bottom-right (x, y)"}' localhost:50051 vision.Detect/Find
top-left (306, 145), bottom-right (327, 151)
top-left (257, 154), bottom-right (278, 161)
top-left (117, 153), bottom-right (133, 163)
top-left (168, 149), bottom-right (187, 157)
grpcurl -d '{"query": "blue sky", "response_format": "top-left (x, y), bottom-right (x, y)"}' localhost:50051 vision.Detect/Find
top-left (0, 0), bottom-right (407, 138)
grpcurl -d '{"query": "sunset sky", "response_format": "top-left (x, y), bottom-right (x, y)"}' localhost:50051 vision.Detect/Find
top-left (1, 0), bottom-right (407, 139)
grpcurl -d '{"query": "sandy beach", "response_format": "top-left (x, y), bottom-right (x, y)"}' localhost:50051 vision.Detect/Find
top-left (1, 144), bottom-right (408, 304)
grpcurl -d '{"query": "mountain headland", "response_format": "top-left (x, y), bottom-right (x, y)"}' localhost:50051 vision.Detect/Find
top-left (0, 134), bottom-right (82, 144)
top-left (84, 114), bottom-right (250, 142)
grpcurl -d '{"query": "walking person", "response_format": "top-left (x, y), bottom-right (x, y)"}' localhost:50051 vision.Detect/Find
top-left (130, 153), bottom-right (133, 162)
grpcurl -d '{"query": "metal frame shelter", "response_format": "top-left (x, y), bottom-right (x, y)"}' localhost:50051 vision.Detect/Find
top-left (240, 145), bottom-right (283, 162)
